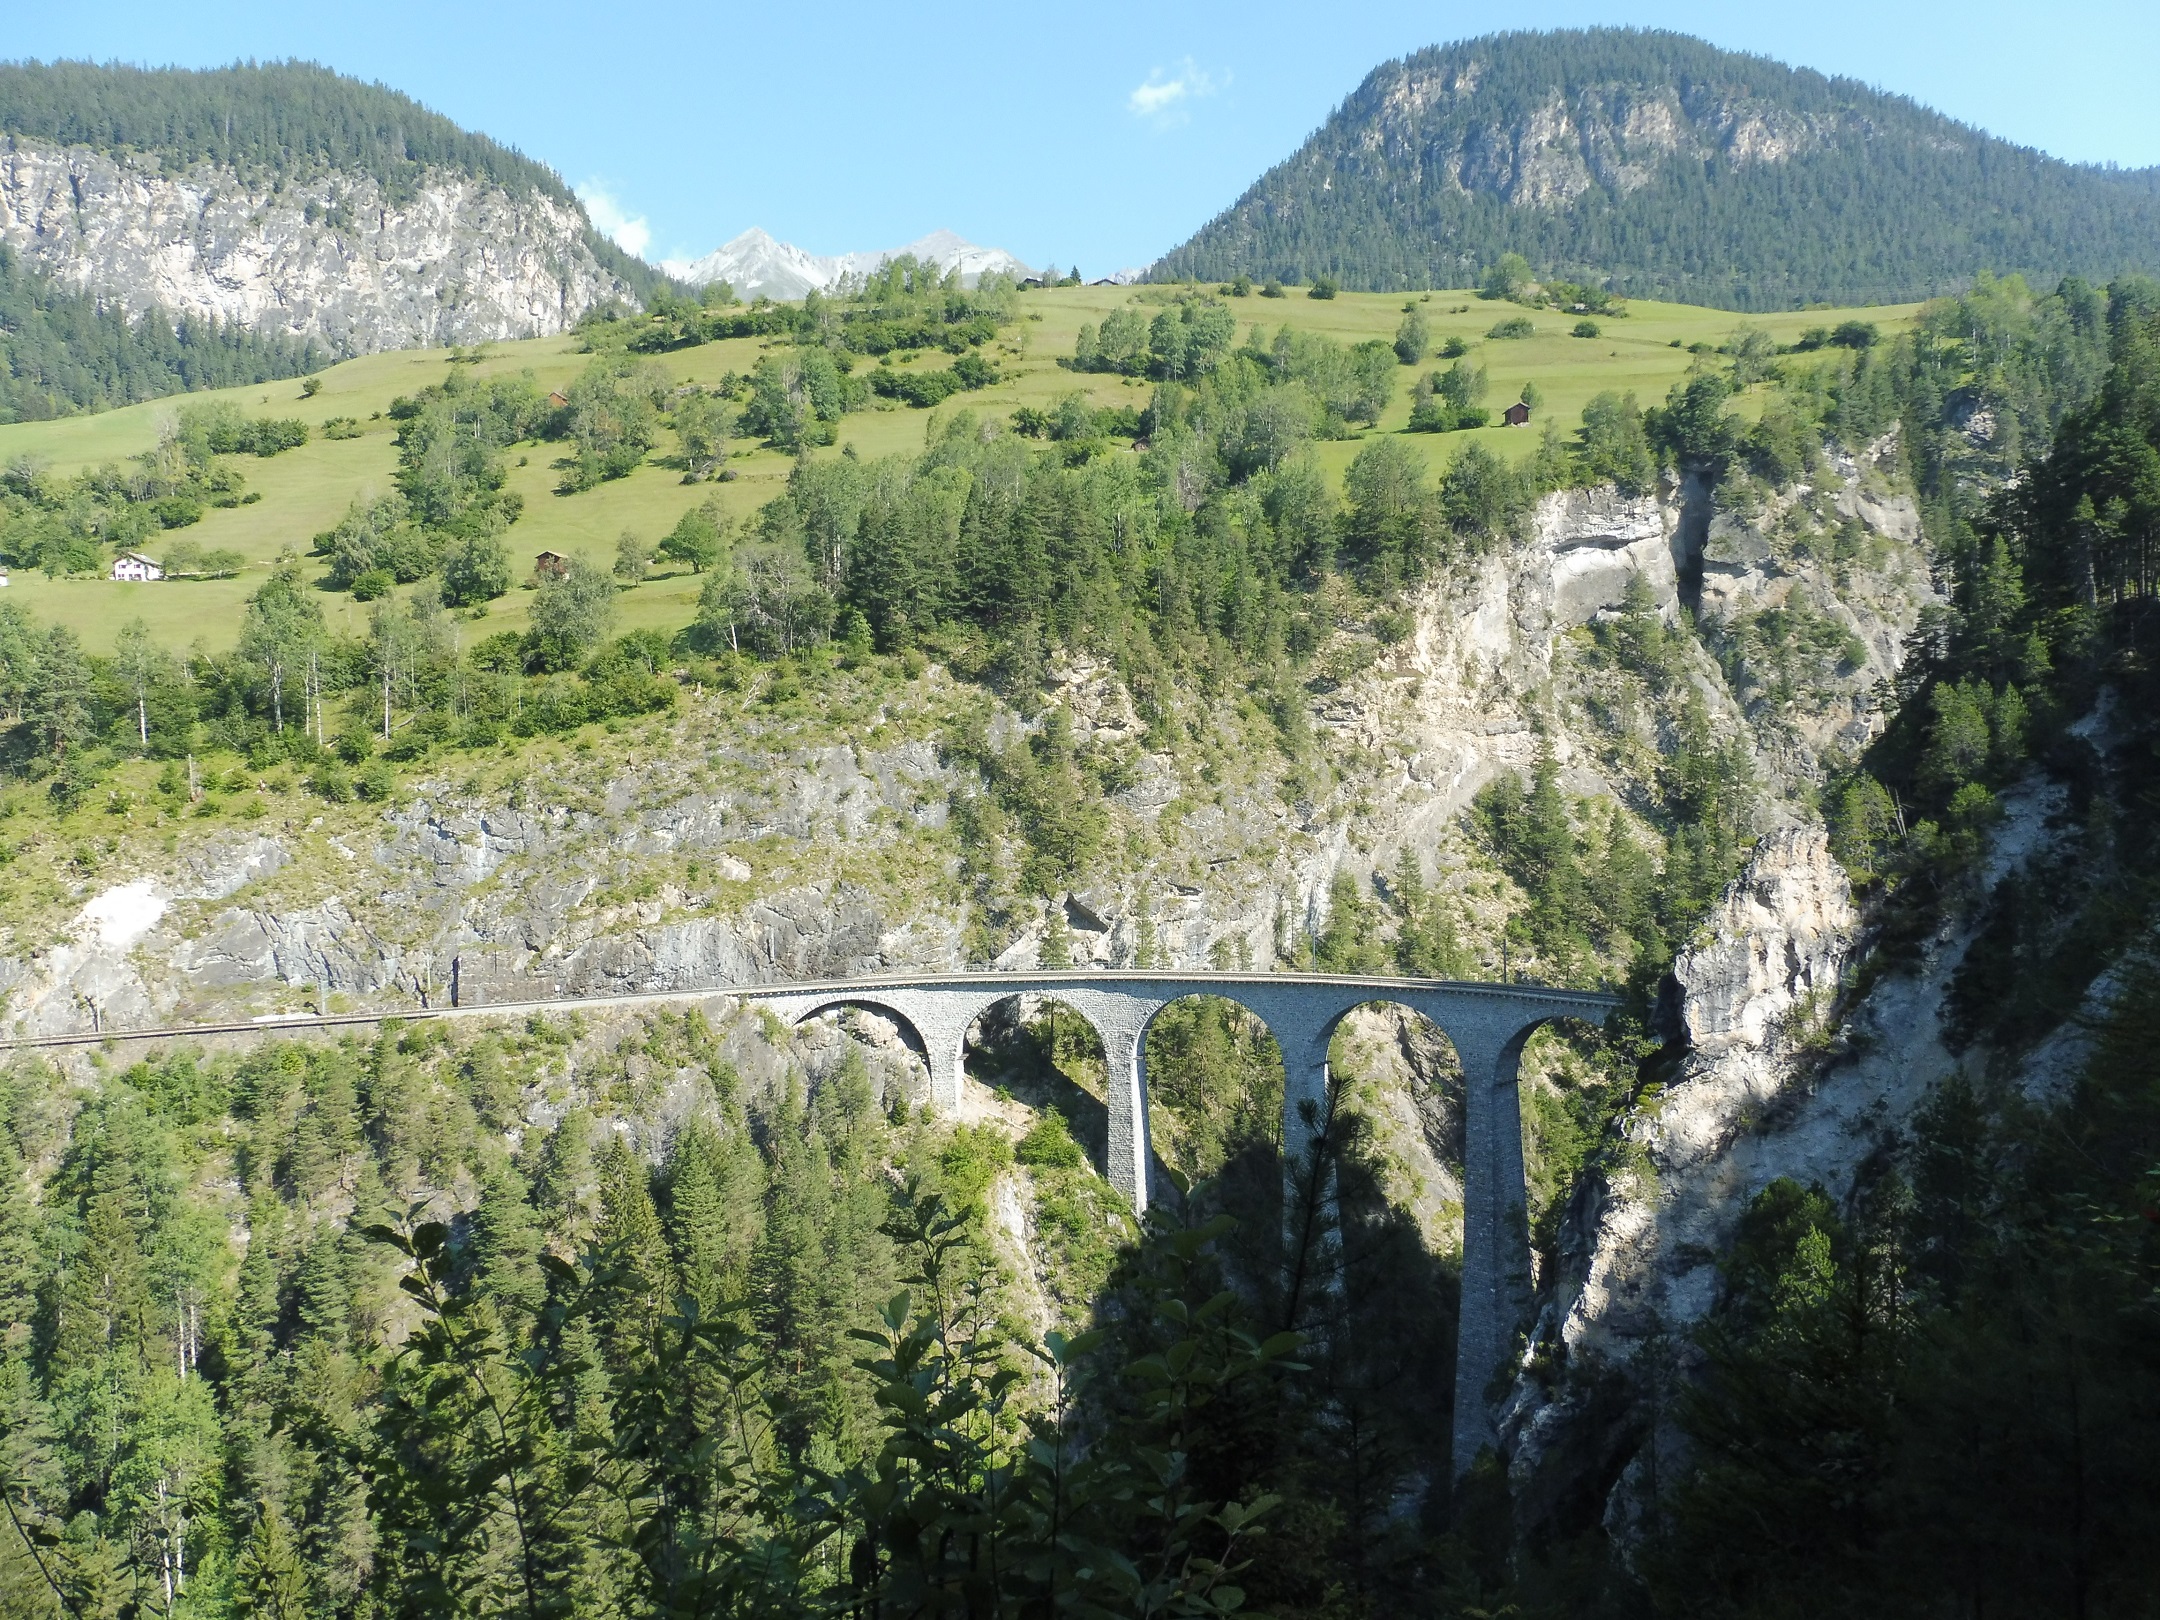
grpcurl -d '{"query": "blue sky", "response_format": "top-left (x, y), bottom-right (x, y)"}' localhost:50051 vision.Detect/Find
top-left (10, 1), bottom-right (2158, 275)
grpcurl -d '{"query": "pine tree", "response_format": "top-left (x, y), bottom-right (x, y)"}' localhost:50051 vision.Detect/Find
top-left (593, 1136), bottom-right (673, 1354)
top-left (55, 1188), bottom-right (152, 1375)
top-left (533, 1109), bottom-right (598, 1247)
top-left (470, 1156), bottom-right (546, 1329)
top-left (294, 1228), bottom-right (351, 1343)
top-left (664, 1121), bottom-right (761, 1319)
top-left (0, 1130), bottom-right (39, 1363)
top-left (233, 1501), bottom-right (312, 1620)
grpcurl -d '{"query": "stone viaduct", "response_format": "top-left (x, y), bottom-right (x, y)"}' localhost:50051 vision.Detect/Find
top-left (2, 966), bottom-right (1615, 1475)
top-left (737, 968), bottom-right (1619, 1475)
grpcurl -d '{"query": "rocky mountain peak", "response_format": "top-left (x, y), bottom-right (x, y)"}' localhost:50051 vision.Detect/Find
top-left (0, 60), bottom-right (656, 353)
top-left (663, 226), bottom-right (1037, 300)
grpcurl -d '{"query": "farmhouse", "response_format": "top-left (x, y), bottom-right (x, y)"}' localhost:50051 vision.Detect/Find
top-left (533, 551), bottom-right (571, 579)
top-left (110, 553), bottom-right (164, 582)
top-left (1502, 401), bottom-right (1532, 427)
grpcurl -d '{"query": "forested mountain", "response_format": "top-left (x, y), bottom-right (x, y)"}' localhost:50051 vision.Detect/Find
top-left (1153, 29), bottom-right (2160, 308)
top-left (0, 60), bottom-right (669, 360)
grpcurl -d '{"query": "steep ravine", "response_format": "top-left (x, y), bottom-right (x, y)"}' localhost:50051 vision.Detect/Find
top-left (7, 437), bottom-right (1993, 1529)
top-left (0, 138), bottom-right (636, 352)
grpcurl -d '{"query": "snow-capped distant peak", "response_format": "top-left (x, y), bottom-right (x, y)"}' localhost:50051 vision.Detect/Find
top-left (664, 228), bottom-right (1039, 301)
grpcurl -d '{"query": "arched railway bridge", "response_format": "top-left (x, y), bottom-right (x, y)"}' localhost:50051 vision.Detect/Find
top-left (3, 968), bottom-right (1619, 1472)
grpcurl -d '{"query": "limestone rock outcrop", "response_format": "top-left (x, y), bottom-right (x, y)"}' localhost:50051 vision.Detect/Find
top-left (0, 139), bottom-right (636, 352)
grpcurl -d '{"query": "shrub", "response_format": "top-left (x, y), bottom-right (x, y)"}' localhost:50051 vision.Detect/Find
top-left (1308, 276), bottom-right (1339, 300)
top-left (1572, 319), bottom-right (1602, 338)
top-left (1479, 252), bottom-right (1533, 301)
top-left (1487, 317), bottom-right (1536, 340)
top-left (1016, 1109), bottom-right (1086, 1171)
top-left (1394, 304), bottom-right (1428, 365)
top-left (440, 531), bottom-right (511, 606)
top-left (661, 500), bottom-right (729, 572)
top-left (350, 567), bottom-right (394, 601)
top-left (870, 367), bottom-right (965, 408)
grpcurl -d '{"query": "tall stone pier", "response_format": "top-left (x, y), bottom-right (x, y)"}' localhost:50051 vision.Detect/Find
top-left (750, 968), bottom-right (1613, 1476)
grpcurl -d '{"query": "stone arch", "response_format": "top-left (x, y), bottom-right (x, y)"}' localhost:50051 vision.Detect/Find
top-left (1399, 997), bottom-right (1610, 1479)
top-left (786, 995), bottom-right (929, 1053)
top-left (1316, 997), bottom-right (1469, 1233)
top-left (959, 992), bottom-right (1111, 1132)
top-left (1136, 990), bottom-right (1289, 1194)
top-left (784, 997), bottom-right (937, 1108)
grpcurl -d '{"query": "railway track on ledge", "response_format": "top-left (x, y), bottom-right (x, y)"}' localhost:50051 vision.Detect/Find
top-left (0, 970), bottom-right (1619, 1053)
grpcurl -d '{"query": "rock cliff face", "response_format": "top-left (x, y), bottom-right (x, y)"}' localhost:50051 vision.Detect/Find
top-left (0, 139), bottom-right (636, 352)
top-left (0, 437), bottom-right (1931, 1034)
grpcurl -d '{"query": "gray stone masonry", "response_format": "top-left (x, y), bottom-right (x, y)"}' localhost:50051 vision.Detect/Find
top-left (746, 969), bottom-right (1614, 1476)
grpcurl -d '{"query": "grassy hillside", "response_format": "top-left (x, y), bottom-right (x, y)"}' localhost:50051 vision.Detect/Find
top-left (0, 285), bottom-right (1917, 651)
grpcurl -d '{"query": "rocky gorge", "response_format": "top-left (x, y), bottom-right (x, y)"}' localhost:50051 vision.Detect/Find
top-left (6, 423), bottom-right (2075, 1536)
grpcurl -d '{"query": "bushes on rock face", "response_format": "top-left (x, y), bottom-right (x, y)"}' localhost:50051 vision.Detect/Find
top-left (1576, 390), bottom-right (1656, 494)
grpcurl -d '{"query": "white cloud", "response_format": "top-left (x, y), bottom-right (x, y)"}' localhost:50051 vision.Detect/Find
top-left (1128, 60), bottom-right (1223, 128)
top-left (575, 180), bottom-right (653, 260)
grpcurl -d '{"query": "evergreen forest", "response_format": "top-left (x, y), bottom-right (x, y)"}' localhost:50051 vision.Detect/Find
top-left (1153, 30), bottom-right (2160, 309)
top-left (0, 250), bottom-right (329, 425)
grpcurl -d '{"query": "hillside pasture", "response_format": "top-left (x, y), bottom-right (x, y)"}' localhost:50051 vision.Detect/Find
top-left (0, 287), bottom-right (1920, 650)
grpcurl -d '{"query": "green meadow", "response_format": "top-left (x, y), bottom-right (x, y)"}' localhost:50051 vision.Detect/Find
top-left (0, 286), bottom-right (1920, 651)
